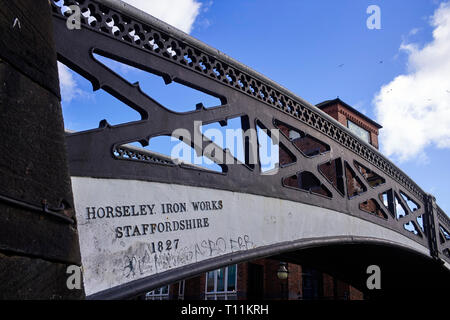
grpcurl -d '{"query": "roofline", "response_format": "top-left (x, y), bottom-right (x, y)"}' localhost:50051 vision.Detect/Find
top-left (316, 98), bottom-right (383, 129)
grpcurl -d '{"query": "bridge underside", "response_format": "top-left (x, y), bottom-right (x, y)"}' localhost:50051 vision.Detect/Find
top-left (274, 242), bottom-right (450, 299)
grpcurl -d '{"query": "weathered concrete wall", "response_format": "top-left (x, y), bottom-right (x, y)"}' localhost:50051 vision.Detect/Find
top-left (72, 177), bottom-right (430, 297)
top-left (0, 0), bottom-right (84, 299)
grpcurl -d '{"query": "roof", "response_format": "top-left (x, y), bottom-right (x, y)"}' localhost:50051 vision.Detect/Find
top-left (316, 98), bottom-right (383, 129)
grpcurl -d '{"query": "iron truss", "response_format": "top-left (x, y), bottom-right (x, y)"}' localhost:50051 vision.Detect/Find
top-left (51, 0), bottom-right (450, 265)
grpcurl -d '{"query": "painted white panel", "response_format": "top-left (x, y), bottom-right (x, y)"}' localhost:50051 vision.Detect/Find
top-left (71, 177), bottom-right (428, 296)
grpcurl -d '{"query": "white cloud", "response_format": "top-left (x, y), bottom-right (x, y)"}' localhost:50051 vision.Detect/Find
top-left (123, 0), bottom-right (202, 34)
top-left (374, 2), bottom-right (450, 162)
top-left (409, 27), bottom-right (420, 36)
top-left (58, 62), bottom-right (84, 103)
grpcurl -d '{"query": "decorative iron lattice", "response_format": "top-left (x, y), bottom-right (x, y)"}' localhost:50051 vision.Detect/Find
top-left (437, 205), bottom-right (450, 260)
top-left (51, 0), bottom-right (450, 264)
top-left (438, 205), bottom-right (450, 230)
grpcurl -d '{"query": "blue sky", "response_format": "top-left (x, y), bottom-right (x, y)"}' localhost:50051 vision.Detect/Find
top-left (58, 0), bottom-right (450, 214)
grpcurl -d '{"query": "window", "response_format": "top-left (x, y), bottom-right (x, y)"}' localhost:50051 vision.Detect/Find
top-left (178, 280), bottom-right (185, 300)
top-left (347, 120), bottom-right (370, 144)
top-left (205, 265), bottom-right (237, 300)
top-left (145, 285), bottom-right (170, 300)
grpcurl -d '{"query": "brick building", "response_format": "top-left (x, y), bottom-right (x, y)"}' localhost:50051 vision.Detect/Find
top-left (316, 98), bottom-right (382, 149)
top-left (143, 260), bottom-right (364, 300)
top-left (142, 99), bottom-right (381, 301)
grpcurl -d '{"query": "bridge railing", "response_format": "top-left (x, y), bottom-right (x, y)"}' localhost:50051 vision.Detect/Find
top-left (437, 205), bottom-right (450, 261)
top-left (51, 0), bottom-right (450, 267)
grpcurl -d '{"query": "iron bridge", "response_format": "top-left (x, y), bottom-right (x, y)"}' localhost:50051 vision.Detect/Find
top-left (51, 0), bottom-right (450, 299)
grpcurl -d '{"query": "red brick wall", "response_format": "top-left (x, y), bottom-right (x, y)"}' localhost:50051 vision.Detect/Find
top-left (287, 263), bottom-right (302, 299)
top-left (349, 286), bottom-right (364, 300)
top-left (322, 273), bottom-right (335, 298)
top-left (169, 282), bottom-right (180, 300)
top-left (319, 102), bottom-right (380, 149)
top-left (184, 274), bottom-right (205, 300)
top-left (237, 259), bottom-right (302, 300)
top-left (318, 159), bottom-right (339, 188)
top-left (237, 262), bottom-right (249, 300)
top-left (335, 279), bottom-right (350, 300)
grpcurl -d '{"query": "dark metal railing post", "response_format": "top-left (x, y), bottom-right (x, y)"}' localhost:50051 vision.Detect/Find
top-left (424, 194), bottom-right (442, 261)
